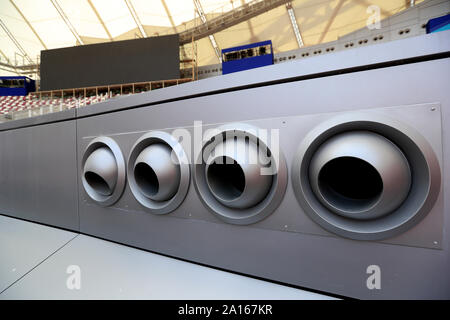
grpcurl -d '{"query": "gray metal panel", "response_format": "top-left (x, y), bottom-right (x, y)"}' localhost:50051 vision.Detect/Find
top-left (77, 57), bottom-right (450, 299)
top-left (0, 120), bottom-right (79, 230)
top-left (78, 104), bottom-right (443, 248)
top-left (0, 234), bottom-right (333, 299)
top-left (0, 215), bottom-right (77, 293)
top-left (76, 30), bottom-right (450, 117)
top-left (0, 109), bottom-right (75, 132)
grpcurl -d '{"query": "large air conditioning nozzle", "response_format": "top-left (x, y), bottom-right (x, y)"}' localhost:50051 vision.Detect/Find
top-left (83, 147), bottom-right (118, 196)
top-left (309, 131), bottom-right (411, 220)
top-left (128, 131), bottom-right (190, 214)
top-left (205, 138), bottom-right (273, 209)
top-left (134, 143), bottom-right (181, 202)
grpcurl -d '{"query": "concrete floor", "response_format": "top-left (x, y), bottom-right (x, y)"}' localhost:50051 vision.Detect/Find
top-left (0, 214), bottom-right (334, 300)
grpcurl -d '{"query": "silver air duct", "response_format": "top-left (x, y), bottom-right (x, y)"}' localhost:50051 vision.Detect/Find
top-left (81, 136), bottom-right (126, 206)
top-left (127, 131), bottom-right (190, 214)
top-left (292, 113), bottom-right (441, 240)
top-left (134, 143), bottom-right (181, 202)
top-left (308, 131), bottom-right (411, 220)
top-left (205, 138), bottom-right (273, 209)
top-left (194, 123), bottom-right (288, 225)
top-left (84, 147), bottom-right (118, 196)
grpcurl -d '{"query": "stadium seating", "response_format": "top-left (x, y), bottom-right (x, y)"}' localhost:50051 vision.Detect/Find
top-left (0, 93), bottom-right (114, 115)
top-left (0, 78), bottom-right (189, 119)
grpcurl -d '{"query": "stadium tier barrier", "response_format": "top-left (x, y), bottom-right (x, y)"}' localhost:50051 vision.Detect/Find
top-left (0, 94), bottom-right (110, 120)
top-left (0, 78), bottom-right (193, 122)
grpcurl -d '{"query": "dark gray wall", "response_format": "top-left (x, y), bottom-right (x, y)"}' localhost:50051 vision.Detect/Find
top-left (0, 120), bottom-right (79, 230)
top-left (40, 35), bottom-right (179, 91)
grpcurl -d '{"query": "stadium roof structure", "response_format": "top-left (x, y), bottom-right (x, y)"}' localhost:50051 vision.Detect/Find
top-left (0, 0), bottom-right (422, 76)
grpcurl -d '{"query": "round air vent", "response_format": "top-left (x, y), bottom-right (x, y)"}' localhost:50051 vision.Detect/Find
top-left (81, 136), bottom-right (126, 206)
top-left (292, 113), bottom-right (441, 240)
top-left (194, 123), bottom-right (287, 225)
top-left (127, 131), bottom-right (190, 214)
top-left (309, 131), bottom-right (411, 220)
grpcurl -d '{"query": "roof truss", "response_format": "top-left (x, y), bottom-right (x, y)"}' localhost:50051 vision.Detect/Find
top-left (9, 0), bottom-right (48, 50)
top-left (87, 0), bottom-right (113, 41)
top-left (123, 0), bottom-right (147, 38)
top-left (50, 0), bottom-right (84, 45)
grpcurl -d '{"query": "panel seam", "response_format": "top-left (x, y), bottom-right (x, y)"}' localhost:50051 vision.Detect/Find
top-left (0, 234), bottom-right (79, 295)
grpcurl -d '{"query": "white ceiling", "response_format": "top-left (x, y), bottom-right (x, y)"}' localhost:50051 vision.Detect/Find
top-left (0, 0), bottom-right (423, 72)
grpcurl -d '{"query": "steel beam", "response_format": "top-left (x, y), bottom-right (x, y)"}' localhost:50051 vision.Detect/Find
top-left (0, 18), bottom-right (34, 64)
top-left (193, 0), bottom-right (221, 62)
top-left (123, 0), bottom-right (147, 38)
top-left (286, 2), bottom-right (304, 48)
top-left (9, 0), bottom-right (48, 50)
top-left (87, 0), bottom-right (113, 41)
top-left (180, 0), bottom-right (292, 45)
top-left (50, 0), bottom-right (84, 45)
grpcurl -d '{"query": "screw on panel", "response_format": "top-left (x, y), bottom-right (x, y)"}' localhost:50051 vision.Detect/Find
top-left (431, 107), bottom-right (436, 111)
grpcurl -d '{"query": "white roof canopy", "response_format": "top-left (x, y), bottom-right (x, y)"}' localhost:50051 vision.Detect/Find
top-left (0, 0), bottom-right (422, 74)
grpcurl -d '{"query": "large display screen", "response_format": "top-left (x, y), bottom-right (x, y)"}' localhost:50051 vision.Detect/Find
top-left (40, 35), bottom-right (179, 91)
